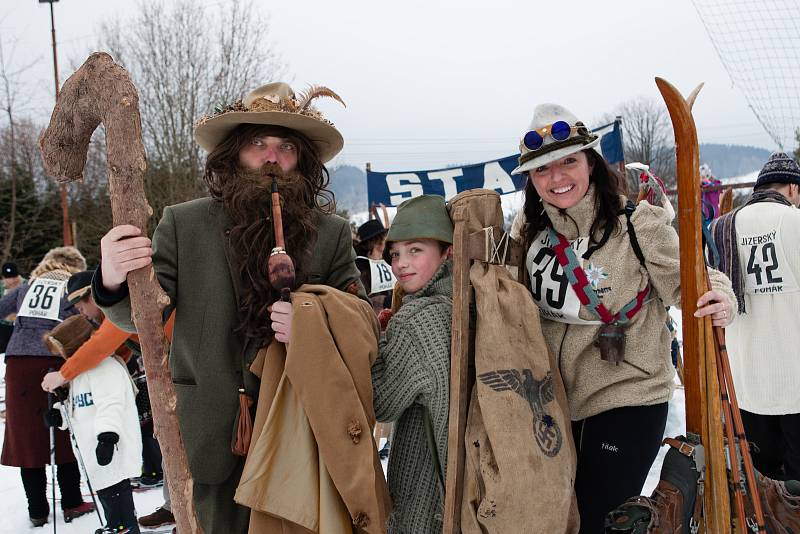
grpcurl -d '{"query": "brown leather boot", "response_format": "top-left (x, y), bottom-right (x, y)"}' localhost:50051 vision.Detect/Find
top-left (605, 435), bottom-right (703, 534)
top-left (754, 471), bottom-right (800, 533)
top-left (138, 506), bottom-right (175, 529)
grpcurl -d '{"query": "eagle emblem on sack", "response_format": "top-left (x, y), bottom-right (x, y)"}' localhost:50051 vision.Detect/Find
top-left (478, 369), bottom-right (563, 457)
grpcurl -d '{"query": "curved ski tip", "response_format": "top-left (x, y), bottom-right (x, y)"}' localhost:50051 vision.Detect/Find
top-left (687, 82), bottom-right (705, 110)
top-left (655, 77), bottom-right (681, 98)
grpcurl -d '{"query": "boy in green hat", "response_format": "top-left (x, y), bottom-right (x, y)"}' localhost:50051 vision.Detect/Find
top-left (372, 194), bottom-right (453, 533)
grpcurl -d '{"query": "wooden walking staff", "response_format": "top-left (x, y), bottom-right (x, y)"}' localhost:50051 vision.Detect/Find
top-left (38, 52), bottom-right (204, 534)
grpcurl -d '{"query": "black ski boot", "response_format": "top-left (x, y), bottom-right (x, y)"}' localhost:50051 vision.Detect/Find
top-left (97, 480), bottom-right (141, 534)
top-left (605, 434), bottom-right (703, 533)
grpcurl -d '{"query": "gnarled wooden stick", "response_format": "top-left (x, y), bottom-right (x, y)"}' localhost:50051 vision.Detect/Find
top-left (38, 52), bottom-right (203, 534)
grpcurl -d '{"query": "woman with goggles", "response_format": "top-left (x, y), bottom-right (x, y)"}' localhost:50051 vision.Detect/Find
top-left (510, 103), bottom-right (736, 532)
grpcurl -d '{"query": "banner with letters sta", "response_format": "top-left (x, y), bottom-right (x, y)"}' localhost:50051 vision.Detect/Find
top-left (366, 120), bottom-right (623, 207)
top-left (367, 154), bottom-right (525, 207)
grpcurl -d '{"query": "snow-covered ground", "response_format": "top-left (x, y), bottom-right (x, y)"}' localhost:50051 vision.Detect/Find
top-left (0, 308), bottom-right (686, 532)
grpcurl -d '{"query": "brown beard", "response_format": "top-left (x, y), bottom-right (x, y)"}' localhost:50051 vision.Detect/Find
top-left (220, 162), bottom-right (319, 341)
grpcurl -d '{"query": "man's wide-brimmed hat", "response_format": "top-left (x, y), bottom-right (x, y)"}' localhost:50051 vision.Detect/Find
top-left (511, 103), bottom-right (599, 175)
top-left (383, 195), bottom-right (454, 263)
top-left (194, 82), bottom-right (345, 163)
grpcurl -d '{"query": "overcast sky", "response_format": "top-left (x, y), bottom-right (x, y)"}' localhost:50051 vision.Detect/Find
top-left (1, 0), bottom-right (781, 172)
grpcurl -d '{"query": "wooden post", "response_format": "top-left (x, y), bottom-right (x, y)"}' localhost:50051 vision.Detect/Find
top-left (443, 204), bottom-right (471, 534)
top-left (615, 116), bottom-right (626, 177)
top-left (38, 52), bottom-right (204, 534)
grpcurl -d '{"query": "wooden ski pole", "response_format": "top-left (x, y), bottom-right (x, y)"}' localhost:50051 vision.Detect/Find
top-left (38, 52), bottom-right (203, 534)
top-left (711, 322), bottom-right (767, 532)
top-left (711, 332), bottom-right (748, 534)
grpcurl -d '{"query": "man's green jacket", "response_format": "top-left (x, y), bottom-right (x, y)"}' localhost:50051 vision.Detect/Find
top-left (97, 197), bottom-right (363, 485)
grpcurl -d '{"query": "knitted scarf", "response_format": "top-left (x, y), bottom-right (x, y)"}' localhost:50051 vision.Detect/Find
top-left (712, 189), bottom-right (792, 313)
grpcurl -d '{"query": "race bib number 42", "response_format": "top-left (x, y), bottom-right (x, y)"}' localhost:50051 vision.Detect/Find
top-left (17, 279), bottom-right (67, 321)
top-left (739, 229), bottom-right (798, 295)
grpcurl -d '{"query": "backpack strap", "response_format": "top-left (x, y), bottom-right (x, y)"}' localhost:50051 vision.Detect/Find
top-left (582, 200), bottom-right (646, 269)
top-left (623, 201), bottom-right (646, 268)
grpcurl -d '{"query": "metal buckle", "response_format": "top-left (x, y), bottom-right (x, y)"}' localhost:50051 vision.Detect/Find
top-left (690, 517), bottom-right (700, 534)
top-left (678, 441), bottom-right (695, 457)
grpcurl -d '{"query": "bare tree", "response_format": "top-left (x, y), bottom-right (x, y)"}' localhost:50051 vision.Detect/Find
top-left (617, 97), bottom-right (676, 187)
top-left (99, 0), bottom-right (287, 212)
top-left (0, 37), bottom-right (57, 268)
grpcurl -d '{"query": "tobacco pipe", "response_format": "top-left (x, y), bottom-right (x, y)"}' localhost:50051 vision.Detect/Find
top-left (267, 178), bottom-right (295, 302)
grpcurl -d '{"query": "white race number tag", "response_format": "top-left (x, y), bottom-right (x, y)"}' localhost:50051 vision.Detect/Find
top-left (526, 230), bottom-right (601, 325)
top-left (17, 279), bottom-right (67, 322)
top-left (738, 228), bottom-right (798, 295)
top-left (368, 259), bottom-right (396, 295)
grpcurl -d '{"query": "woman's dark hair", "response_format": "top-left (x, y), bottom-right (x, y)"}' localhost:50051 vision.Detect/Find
top-left (203, 123), bottom-right (335, 211)
top-left (521, 149), bottom-right (628, 252)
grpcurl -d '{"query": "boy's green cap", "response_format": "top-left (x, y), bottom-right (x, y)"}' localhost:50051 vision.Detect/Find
top-left (383, 195), bottom-right (454, 262)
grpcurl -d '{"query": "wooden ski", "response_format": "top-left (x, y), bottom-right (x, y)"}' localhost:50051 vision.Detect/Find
top-left (39, 52), bottom-right (204, 534)
top-left (656, 77), bottom-right (731, 533)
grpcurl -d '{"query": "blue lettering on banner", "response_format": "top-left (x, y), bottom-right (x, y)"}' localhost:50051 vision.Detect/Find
top-left (73, 392), bottom-right (94, 408)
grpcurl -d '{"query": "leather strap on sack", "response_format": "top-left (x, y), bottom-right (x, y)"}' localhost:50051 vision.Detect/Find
top-left (663, 436), bottom-right (705, 533)
top-left (232, 388), bottom-right (254, 456)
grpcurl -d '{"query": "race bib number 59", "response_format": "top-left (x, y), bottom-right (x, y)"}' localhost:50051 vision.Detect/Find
top-left (17, 279), bottom-right (67, 321)
top-left (526, 231), bottom-right (601, 325)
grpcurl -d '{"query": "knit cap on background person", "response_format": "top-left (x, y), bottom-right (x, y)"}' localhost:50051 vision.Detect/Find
top-left (754, 151), bottom-right (800, 190)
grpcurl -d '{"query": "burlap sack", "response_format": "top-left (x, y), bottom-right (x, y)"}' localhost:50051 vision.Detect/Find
top-left (450, 189), bottom-right (579, 534)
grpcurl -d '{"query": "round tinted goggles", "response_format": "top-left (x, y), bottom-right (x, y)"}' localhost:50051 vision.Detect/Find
top-left (522, 121), bottom-right (587, 151)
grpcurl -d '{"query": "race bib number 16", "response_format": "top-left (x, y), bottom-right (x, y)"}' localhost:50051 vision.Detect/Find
top-left (17, 279), bottom-right (67, 322)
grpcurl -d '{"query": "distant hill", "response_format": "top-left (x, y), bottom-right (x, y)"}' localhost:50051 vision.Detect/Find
top-left (329, 164), bottom-right (368, 216)
top-left (698, 143), bottom-right (771, 178)
top-left (328, 144), bottom-right (773, 216)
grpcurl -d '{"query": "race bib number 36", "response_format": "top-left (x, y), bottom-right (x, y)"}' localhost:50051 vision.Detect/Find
top-left (739, 229), bottom-right (798, 295)
top-left (17, 279), bottom-right (67, 321)
top-left (526, 231), bottom-right (601, 325)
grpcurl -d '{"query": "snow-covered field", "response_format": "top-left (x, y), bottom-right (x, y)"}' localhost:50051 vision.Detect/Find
top-left (0, 308), bottom-right (686, 532)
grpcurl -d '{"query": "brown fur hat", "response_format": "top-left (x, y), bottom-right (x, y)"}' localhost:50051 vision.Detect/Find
top-left (43, 314), bottom-right (96, 359)
top-left (30, 246), bottom-right (87, 280)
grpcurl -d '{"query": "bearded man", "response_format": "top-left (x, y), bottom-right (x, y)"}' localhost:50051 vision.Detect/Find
top-left (92, 83), bottom-right (370, 532)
